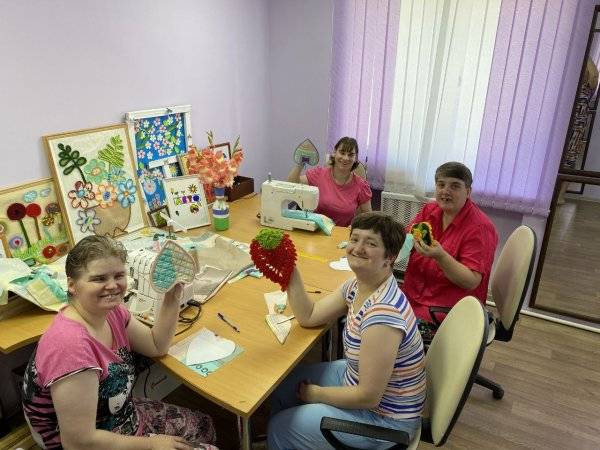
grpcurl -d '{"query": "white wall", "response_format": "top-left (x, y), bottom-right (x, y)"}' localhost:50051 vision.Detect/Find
top-left (0, 0), bottom-right (271, 187)
top-left (267, 0), bottom-right (334, 181)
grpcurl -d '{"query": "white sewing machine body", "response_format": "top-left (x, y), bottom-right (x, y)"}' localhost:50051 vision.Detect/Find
top-left (125, 247), bottom-right (193, 323)
top-left (260, 180), bottom-right (319, 232)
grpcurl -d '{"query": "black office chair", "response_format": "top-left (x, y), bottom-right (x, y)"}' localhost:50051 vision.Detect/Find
top-left (320, 296), bottom-right (489, 449)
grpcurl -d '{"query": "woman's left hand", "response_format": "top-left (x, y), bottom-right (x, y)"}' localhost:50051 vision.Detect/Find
top-left (164, 282), bottom-right (184, 304)
top-left (297, 380), bottom-right (320, 403)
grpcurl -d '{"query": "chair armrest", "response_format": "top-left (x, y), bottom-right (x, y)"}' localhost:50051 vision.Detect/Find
top-left (428, 306), bottom-right (451, 327)
top-left (320, 417), bottom-right (410, 450)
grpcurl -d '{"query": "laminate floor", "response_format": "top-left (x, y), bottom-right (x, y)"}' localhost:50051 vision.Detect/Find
top-left (536, 198), bottom-right (600, 322)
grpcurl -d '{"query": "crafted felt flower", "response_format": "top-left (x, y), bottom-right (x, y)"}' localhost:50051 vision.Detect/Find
top-left (68, 181), bottom-right (95, 209)
top-left (42, 245), bottom-right (57, 259)
top-left (76, 208), bottom-right (100, 233)
top-left (83, 159), bottom-right (107, 184)
top-left (41, 214), bottom-right (55, 226)
top-left (9, 235), bottom-right (24, 249)
top-left (117, 179), bottom-right (137, 208)
top-left (95, 182), bottom-right (117, 208)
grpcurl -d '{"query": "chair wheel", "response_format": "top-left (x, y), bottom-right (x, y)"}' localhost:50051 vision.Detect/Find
top-left (492, 388), bottom-right (504, 400)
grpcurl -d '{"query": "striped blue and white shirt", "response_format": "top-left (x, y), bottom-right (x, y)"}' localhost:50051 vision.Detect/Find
top-left (342, 274), bottom-right (426, 420)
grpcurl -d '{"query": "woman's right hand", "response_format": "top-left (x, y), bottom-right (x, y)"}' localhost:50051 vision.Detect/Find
top-left (149, 434), bottom-right (194, 450)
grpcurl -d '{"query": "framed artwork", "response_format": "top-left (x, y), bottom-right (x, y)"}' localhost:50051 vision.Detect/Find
top-left (0, 178), bottom-right (70, 265)
top-left (178, 153), bottom-right (215, 204)
top-left (163, 175), bottom-right (210, 230)
top-left (148, 205), bottom-right (170, 228)
top-left (212, 142), bottom-right (231, 159)
top-left (44, 124), bottom-right (147, 245)
top-left (125, 105), bottom-right (193, 211)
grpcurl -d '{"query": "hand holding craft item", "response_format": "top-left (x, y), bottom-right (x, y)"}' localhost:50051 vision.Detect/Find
top-left (293, 138), bottom-right (319, 166)
top-left (411, 221), bottom-right (434, 246)
top-left (249, 228), bottom-right (297, 291)
top-left (150, 240), bottom-right (197, 293)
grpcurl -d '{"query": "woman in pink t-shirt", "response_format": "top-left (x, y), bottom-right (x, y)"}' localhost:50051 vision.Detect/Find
top-left (22, 236), bottom-right (217, 450)
top-left (288, 137), bottom-right (372, 226)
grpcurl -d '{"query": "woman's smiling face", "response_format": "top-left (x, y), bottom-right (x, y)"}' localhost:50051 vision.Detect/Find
top-left (68, 256), bottom-right (128, 314)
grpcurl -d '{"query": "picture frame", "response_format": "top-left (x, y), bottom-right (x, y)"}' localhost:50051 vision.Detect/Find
top-left (0, 178), bottom-right (70, 265)
top-left (162, 175), bottom-right (210, 230)
top-left (178, 153), bottom-right (215, 204)
top-left (147, 205), bottom-right (170, 228)
top-left (125, 105), bottom-right (193, 211)
top-left (212, 142), bottom-right (231, 160)
top-left (44, 124), bottom-right (147, 245)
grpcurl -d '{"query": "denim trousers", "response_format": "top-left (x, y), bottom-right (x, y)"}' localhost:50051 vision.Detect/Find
top-left (267, 360), bottom-right (421, 450)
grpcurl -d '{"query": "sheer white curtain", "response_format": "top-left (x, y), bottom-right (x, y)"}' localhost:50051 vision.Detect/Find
top-left (383, 0), bottom-right (501, 195)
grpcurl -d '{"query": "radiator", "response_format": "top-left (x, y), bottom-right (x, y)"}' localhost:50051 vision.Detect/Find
top-left (380, 191), bottom-right (432, 272)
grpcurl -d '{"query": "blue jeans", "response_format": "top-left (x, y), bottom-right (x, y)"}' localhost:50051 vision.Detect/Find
top-left (267, 360), bottom-right (421, 450)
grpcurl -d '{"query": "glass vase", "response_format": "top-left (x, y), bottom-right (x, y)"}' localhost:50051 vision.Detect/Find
top-left (212, 186), bottom-right (230, 231)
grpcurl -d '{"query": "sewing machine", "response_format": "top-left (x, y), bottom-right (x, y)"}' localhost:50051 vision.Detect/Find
top-left (125, 247), bottom-right (194, 323)
top-left (260, 179), bottom-right (319, 231)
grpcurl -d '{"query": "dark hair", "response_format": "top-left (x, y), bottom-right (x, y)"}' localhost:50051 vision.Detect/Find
top-left (350, 212), bottom-right (405, 259)
top-left (435, 162), bottom-right (473, 188)
top-left (328, 137), bottom-right (360, 171)
top-left (65, 235), bottom-right (128, 280)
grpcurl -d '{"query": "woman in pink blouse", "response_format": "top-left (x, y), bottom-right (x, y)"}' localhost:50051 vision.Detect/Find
top-left (288, 137), bottom-right (372, 226)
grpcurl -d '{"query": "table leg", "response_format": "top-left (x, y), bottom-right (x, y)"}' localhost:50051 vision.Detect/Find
top-left (237, 415), bottom-right (251, 450)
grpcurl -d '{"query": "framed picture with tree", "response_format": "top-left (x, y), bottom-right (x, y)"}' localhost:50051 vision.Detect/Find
top-left (44, 124), bottom-right (147, 245)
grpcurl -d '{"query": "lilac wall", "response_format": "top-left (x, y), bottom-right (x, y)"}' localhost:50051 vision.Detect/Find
top-left (0, 0), bottom-right (271, 187)
top-left (267, 0), bottom-right (334, 181)
top-left (0, 0), bottom-right (334, 191)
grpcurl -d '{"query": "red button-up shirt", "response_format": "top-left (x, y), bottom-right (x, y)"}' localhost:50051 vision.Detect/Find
top-left (402, 199), bottom-right (498, 322)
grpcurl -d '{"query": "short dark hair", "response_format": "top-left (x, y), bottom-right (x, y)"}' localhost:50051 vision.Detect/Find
top-left (350, 212), bottom-right (405, 259)
top-left (435, 162), bottom-right (473, 188)
top-left (328, 137), bottom-right (360, 171)
top-left (66, 235), bottom-right (128, 280)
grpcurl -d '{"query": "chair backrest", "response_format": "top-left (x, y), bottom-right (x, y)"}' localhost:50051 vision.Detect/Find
top-left (490, 225), bottom-right (536, 336)
top-left (380, 192), bottom-right (432, 272)
top-left (424, 296), bottom-right (488, 446)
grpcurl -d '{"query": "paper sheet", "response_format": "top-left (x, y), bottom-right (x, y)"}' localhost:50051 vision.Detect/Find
top-left (329, 257), bottom-right (351, 271)
top-left (185, 328), bottom-right (236, 365)
top-left (0, 259), bottom-right (33, 305)
top-left (264, 291), bottom-right (293, 344)
top-left (169, 327), bottom-right (243, 377)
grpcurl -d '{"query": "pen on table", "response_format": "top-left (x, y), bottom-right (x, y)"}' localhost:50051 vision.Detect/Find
top-left (276, 315), bottom-right (295, 325)
top-left (217, 312), bottom-right (240, 332)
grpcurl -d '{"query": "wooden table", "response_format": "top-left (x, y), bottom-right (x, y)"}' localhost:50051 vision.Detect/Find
top-left (0, 194), bottom-right (352, 449)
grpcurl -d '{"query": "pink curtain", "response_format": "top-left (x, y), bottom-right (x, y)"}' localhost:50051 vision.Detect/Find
top-left (328, 0), bottom-right (400, 189)
top-left (473, 0), bottom-right (596, 216)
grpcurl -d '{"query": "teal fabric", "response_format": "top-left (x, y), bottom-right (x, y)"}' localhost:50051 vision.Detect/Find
top-left (397, 233), bottom-right (414, 262)
top-left (282, 209), bottom-right (335, 235)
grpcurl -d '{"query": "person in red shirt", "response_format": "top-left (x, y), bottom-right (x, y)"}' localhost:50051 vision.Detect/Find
top-left (402, 162), bottom-right (498, 324)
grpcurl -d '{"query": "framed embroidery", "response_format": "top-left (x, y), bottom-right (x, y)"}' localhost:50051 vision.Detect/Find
top-left (125, 105), bottom-right (193, 211)
top-left (162, 175), bottom-right (210, 230)
top-left (44, 124), bottom-right (147, 245)
top-left (0, 178), bottom-right (70, 265)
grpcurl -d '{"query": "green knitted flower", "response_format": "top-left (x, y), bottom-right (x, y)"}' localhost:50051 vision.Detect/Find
top-left (255, 228), bottom-right (284, 249)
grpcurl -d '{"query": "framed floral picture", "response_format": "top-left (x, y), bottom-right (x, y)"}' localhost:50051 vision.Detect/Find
top-left (147, 205), bottom-right (170, 228)
top-left (163, 175), bottom-right (210, 230)
top-left (44, 124), bottom-right (147, 245)
top-left (0, 178), bottom-right (70, 265)
top-left (125, 105), bottom-right (193, 211)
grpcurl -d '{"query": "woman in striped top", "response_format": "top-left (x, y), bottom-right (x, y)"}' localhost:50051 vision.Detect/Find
top-left (268, 212), bottom-right (426, 450)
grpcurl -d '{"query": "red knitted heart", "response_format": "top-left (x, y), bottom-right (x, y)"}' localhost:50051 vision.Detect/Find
top-left (250, 230), bottom-right (297, 291)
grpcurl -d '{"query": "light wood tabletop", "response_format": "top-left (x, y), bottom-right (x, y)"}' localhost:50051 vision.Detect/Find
top-left (0, 194), bottom-right (352, 417)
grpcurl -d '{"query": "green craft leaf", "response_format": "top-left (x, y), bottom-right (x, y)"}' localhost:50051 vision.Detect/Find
top-left (64, 166), bottom-right (74, 176)
top-left (58, 143), bottom-right (65, 150)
